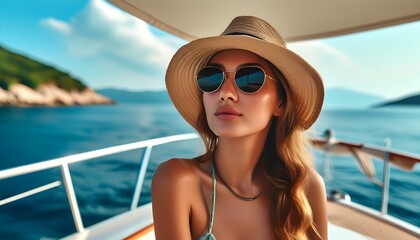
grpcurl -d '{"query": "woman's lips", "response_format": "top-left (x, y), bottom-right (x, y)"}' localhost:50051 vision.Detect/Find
top-left (215, 106), bottom-right (242, 120)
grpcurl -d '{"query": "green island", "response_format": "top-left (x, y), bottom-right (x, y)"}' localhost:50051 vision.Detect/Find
top-left (0, 46), bottom-right (112, 106)
top-left (0, 46), bottom-right (86, 91)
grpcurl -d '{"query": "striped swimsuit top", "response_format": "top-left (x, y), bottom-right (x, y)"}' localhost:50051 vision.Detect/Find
top-left (198, 163), bottom-right (217, 240)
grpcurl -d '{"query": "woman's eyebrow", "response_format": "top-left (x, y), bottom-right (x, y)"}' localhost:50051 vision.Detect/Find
top-left (206, 63), bottom-right (224, 69)
top-left (206, 62), bottom-right (263, 69)
top-left (237, 62), bottom-right (263, 68)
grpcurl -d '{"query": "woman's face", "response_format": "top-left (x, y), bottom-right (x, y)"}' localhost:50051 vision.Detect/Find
top-left (202, 49), bottom-right (282, 138)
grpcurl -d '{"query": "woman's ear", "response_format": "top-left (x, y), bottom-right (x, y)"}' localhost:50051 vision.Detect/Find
top-left (273, 102), bottom-right (282, 116)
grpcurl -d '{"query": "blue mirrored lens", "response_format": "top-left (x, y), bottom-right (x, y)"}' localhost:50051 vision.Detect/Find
top-left (235, 67), bottom-right (265, 92)
top-left (197, 67), bottom-right (224, 92)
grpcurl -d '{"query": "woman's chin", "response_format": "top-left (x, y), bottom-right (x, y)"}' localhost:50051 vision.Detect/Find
top-left (212, 128), bottom-right (260, 139)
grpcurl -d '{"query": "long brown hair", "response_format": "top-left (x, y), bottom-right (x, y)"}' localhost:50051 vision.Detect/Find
top-left (195, 56), bottom-right (317, 239)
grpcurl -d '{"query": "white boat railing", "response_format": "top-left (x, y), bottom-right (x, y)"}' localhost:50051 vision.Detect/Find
top-left (313, 129), bottom-right (420, 237)
top-left (312, 129), bottom-right (420, 212)
top-left (381, 138), bottom-right (391, 215)
top-left (1, 131), bottom-right (419, 236)
top-left (0, 133), bottom-right (198, 233)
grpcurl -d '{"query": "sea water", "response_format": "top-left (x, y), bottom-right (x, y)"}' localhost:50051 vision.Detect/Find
top-left (0, 103), bottom-right (419, 239)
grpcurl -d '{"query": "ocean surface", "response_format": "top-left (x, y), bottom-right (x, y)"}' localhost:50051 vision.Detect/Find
top-left (0, 103), bottom-right (419, 239)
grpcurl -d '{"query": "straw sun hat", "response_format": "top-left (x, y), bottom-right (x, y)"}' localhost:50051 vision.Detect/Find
top-left (166, 16), bottom-right (324, 130)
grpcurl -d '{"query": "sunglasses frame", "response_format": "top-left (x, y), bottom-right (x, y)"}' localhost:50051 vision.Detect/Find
top-left (195, 65), bottom-right (276, 94)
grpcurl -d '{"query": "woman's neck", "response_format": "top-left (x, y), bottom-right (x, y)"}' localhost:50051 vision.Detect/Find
top-left (214, 126), bottom-right (270, 193)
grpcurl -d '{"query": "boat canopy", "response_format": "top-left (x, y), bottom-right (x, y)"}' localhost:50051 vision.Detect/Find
top-left (108, 0), bottom-right (420, 42)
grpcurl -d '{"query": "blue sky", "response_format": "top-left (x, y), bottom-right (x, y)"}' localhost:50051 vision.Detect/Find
top-left (1, 0), bottom-right (419, 100)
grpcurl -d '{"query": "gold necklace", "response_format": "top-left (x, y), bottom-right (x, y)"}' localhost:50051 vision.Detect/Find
top-left (213, 158), bottom-right (263, 201)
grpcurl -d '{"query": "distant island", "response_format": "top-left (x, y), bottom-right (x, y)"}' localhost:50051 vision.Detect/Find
top-left (323, 88), bottom-right (385, 109)
top-left (97, 88), bottom-right (171, 104)
top-left (0, 46), bottom-right (113, 106)
top-left (372, 93), bottom-right (420, 108)
top-left (323, 88), bottom-right (420, 109)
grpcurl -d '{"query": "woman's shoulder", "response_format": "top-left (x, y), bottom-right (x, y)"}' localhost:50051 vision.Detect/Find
top-left (151, 158), bottom-right (203, 239)
top-left (153, 158), bottom-right (198, 177)
top-left (152, 158), bottom-right (201, 189)
top-left (306, 168), bottom-right (326, 195)
top-left (306, 169), bottom-right (328, 239)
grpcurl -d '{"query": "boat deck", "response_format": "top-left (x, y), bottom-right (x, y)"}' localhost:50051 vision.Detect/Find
top-left (64, 200), bottom-right (419, 240)
top-left (327, 201), bottom-right (419, 240)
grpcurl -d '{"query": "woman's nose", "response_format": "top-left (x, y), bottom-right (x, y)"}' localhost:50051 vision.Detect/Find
top-left (219, 72), bottom-right (238, 102)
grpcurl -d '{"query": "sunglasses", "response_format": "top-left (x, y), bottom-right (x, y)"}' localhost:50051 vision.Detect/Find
top-left (196, 66), bottom-right (275, 93)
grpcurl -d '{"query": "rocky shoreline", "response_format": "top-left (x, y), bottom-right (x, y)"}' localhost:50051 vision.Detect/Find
top-left (0, 83), bottom-right (114, 106)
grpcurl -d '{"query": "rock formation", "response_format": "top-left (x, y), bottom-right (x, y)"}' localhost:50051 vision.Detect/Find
top-left (0, 83), bottom-right (114, 106)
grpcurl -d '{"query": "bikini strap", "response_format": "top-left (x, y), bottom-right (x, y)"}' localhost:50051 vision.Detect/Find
top-left (208, 162), bottom-right (216, 233)
top-left (197, 163), bottom-right (217, 240)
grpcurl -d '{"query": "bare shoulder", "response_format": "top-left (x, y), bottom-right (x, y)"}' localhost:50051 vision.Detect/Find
top-left (306, 168), bottom-right (328, 240)
top-left (154, 158), bottom-right (198, 176)
top-left (151, 158), bottom-right (200, 239)
top-left (306, 168), bottom-right (326, 195)
top-left (152, 158), bottom-right (199, 190)
top-left (305, 168), bottom-right (327, 211)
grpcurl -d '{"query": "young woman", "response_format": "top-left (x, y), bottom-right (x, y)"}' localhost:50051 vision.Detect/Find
top-left (152, 16), bottom-right (328, 240)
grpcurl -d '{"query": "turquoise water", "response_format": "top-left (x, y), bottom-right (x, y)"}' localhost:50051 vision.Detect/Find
top-left (0, 103), bottom-right (419, 239)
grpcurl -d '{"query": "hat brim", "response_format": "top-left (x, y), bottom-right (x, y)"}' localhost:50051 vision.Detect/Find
top-left (166, 35), bottom-right (324, 130)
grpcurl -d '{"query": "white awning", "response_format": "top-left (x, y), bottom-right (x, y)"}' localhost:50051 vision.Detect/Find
top-left (108, 0), bottom-right (420, 42)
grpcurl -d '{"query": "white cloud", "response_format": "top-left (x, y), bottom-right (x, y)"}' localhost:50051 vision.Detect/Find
top-left (288, 40), bottom-right (355, 69)
top-left (286, 40), bottom-right (361, 90)
top-left (287, 38), bottom-right (420, 99)
top-left (41, 17), bottom-right (72, 35)
top-left (41, 0), bottom-right (182, 89)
